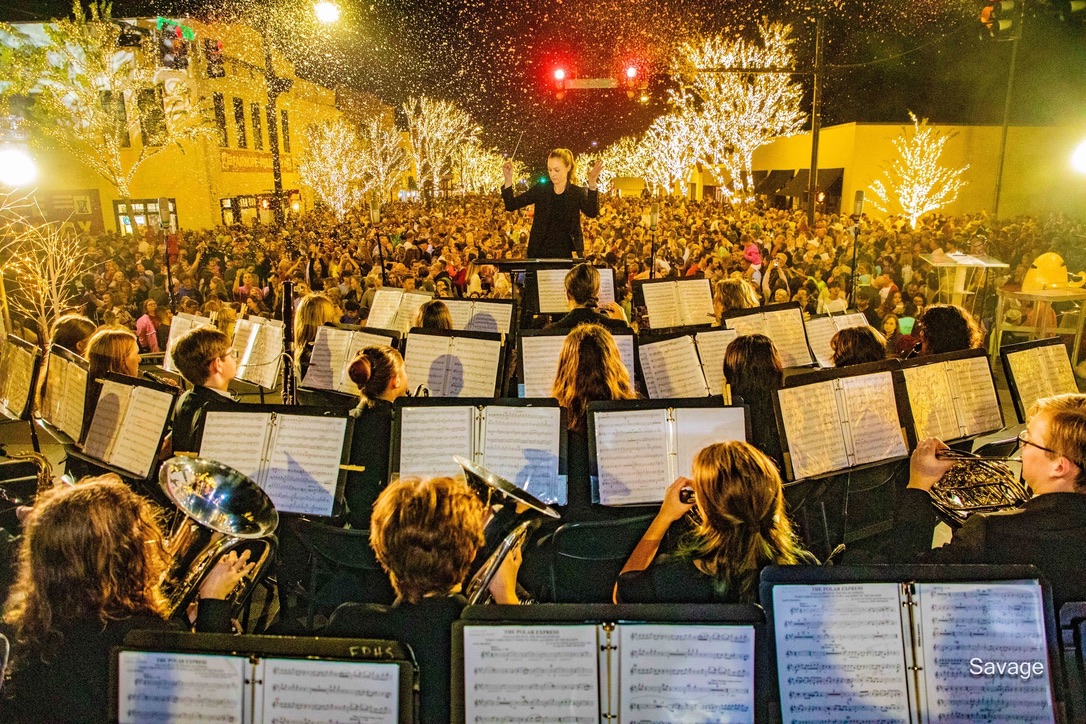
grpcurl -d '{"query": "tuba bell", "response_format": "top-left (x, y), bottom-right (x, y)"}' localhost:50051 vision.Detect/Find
top-left (157, 456), bottom-right (279, 621)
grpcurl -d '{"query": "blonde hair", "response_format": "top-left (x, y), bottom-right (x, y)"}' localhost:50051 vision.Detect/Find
top-left (294, 293), bottom-right (338, 354)
top-left (1029, 394), bottom-right (1086, 490)
top-left (86, 328), bottom-right (138, 380)
top-left (552, 323), bottom-right (636, 432)
top-left (549, 148), bottom-right (577, 185)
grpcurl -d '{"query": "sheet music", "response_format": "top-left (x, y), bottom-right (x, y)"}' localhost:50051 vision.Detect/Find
top-left (1007, 344), bottom-right (1077, 417)
top-left (366, 289), bottom-right (404, 330)
top-left (805, 313), bottom-right (868, 368)
top-left (163, 314), bottom-right (213, 373)
top-left (465, 301), bottom-right (513, 336)
top-left (764, 308), bottom-right (814, 368)
top-left (41, 354), bottom-right (65, 426)
top-left (674, 407), bottom-right (748, 480)
top-left (773, 583), bottom-right (911, 724)
top-left (520, 335), bottom-right (568, 398)
top-left (393, 292), bottom-right (433, 333)
top-left (535, 269), bottom-right (571, 314)
top-left (231, 318), bottom-right (258, 368)
top-left (257, 657), bottom-right (399, 724)
top-left (198, 411), bottom-right (273, 483)
top-left (82, 379), bottom-right (132, 462)
top-left (902, 364), bottom-right (960, 442)
top-left (116, 651), bottom-right (246, 724)
top-left (62, 363), bottom-right (88, 440)
top-left (777, 383), bottom-right (849, 480)
top-left (462, 624), bottom-right (600, 724)
top-left (916, 582), bottom-right (1054, 723)
top-left (0, 344), bottom-right (33, 416)
top-left (840, 373), bottom-right (907, 466)
top-left (947, 356), bottom-right (1002, 436)
top-left (441, 299), bottom-right (476, 331)
top-left (619, 624), bottom-right (756, 724)
top-left (243, 321), bottom-right (283, 390)
top-left (594, 409), bottom-right (670, 505)
top-left (110, 387), bottom-right (173, 477)
top-left (264, 415), bottom-right (347, 516)
top-left (676, 278), bottom-right (715, 327)
top-left (695, 329), bottom-right (739, 396)
top-left (302, 326), bottom-right (352, 391)
top-left (448, 337), bottom-right (502, 398)
top-left (641, 283), bottom-right (680, 329)
top-left (341, 331), bottom-right (398, 395)
top-left (404, 333), bottom-right (452, 397)
top-left (1040, 343), bottom-right (1077, 396)
top-left (481, 405), bottom-right (564, 505)
top-left (639, 336), bottom-right (709, 399)
top-left (397, 405), bottom-right (474, 479)
top-left (597, 268), bottom-right (617, 307)
top-left (723, 312), bottom-right (767, 339)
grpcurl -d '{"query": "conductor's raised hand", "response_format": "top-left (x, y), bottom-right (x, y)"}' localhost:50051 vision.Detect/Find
top-left (586, 158), bottom-right (604, 189)
top-left (502, 160), bottom-right (513, 187)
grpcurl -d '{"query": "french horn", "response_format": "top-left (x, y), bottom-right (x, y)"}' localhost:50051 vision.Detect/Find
top-left (929, 448), bottom-right (1030, 527)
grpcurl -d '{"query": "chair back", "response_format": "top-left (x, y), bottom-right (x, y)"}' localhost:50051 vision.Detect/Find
top-left (547, 514), bottom-right (655, 603)
top-left (1060, 601), bottom-right (1086, 723)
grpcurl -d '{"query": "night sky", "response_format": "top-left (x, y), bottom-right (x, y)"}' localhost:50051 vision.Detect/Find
top-left (9, 0), bottom-right (1086, 172)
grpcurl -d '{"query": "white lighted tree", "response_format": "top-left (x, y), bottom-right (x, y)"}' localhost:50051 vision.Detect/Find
top-left (401, 96), bottom-right (477, 196)
top-left (595, 135), bottom-right (650, 192)
top-left (358, 117), bottom-right (409, 205)
top-left (0, 1), bottom-right (217, 202)
top-left (297, 117), bottom-right (368, 220)
top-left (673, 22), bottom-right (806, 204)
top-left (868, 113), bottom-right (969, 228)
top-left (460, 141), bottom-right (519, 193)
top-left (640, 113), bottom-right (698, 196)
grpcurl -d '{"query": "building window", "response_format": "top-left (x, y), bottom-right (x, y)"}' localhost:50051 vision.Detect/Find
top-left (212, 92), bottom-right (228, 147)
top-left (233, 97), bottom-right (247, 148)
top-left (99, 91), bottom-right (131, 148)
top-left (137, 86), bottom-right (166, 147)
top-left (280, 109), bottom-right (290, 153)
top-left (114, 197), bottom-right (175, 235)
top-left (251, 101), bottom-right (263, 150)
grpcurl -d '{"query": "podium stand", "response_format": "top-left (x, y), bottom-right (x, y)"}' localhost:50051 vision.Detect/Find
top-left (989, 287), bottom-right (1086, 365)
top-left (919, 251), bottom-right (1008, 316)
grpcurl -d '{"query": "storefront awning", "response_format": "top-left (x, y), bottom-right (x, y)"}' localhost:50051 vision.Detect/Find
top-left (778, 169), bottom-right (810, 197)
top-left (755, 169), bottom-right (794, 195)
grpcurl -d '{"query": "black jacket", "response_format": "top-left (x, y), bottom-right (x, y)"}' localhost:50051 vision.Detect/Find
top-left (544, 306), bottom-right (631, 333)
top-left (502, 182), bottom-right (599, 259)
top-left (344, 399), bottom-right (394, 528)
top-left (171, 385), bottom-right (236, 454)
top-left (617, 552), bottom-right (819, 604)
top-left (893, 489), bottom-right (1086, 610)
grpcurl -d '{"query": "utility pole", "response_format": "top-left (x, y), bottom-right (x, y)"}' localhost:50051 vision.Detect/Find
top-left (992, 1), bottom-right (1026, 219)
top-left (262, 33), bottom-right (293, 226)
top-left (806, 15), bottom-right (825, 227)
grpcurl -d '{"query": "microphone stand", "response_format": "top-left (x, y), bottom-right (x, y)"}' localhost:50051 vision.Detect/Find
top-left (281, 280), bottom-right (296, 405)
top-left (848, 215), bottom-right (860, 308)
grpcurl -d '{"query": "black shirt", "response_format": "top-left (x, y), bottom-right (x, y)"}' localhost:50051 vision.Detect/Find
top-left (502, 183), bottom-right (599, 259)
top-left (617, 552), bottom-right (819, 604)
top-left (544, 306), bottom-right (631, 334)
top-left (171, 385), bottom-right (235, 454)
top-left (345, 399), bottom-right (394, 528)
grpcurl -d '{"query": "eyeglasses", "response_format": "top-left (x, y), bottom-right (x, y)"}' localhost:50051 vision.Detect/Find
top-left (1018, 429), bottom-right (1060, 458)
top-left (221, 348), bottom-right (238, 360)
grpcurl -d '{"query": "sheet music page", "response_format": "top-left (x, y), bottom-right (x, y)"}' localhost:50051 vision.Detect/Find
top-left (594, 409), bottom-right (670, 505)
top-left (162, 314), bottom-right (194, 373)
top-left (81, 379), bottom-right (131, 462)
top-left (1039, 342), bottom-right (1077, 396)
top-left (947, 356), bottom-right (1003, 436)
top-left (466, 301), bottom-right (513, 336)
top-left (41, 355), bottom-right (64, 426)
top-left (394, 292), bottom-right (433, 334)
top-left (520, 335), bottom-right (568, 398)
top-left (264, 414), bottom-right (347, 516)
top-left (110, 388), bottom-right (173, 477)
top-left (198, 411), bottom-right (272, 483)
top-left (463, 624), bottom-right (600, 724)
top-left (724, 312), bottom-right (768, 339)
top-left (340, 330), bottom-right (398, 395)
top-left (62, 363), bottom-right (88, 441)
top-left (366, 288), bottom-right (404, 330)
top-left (902, 364), bottom-right (961, 442)
top-left (301, 325), bottom-right (350, 391)
top-left (598, 268), bottom-right (617, 306)
top-left (230, 318), bottom-right (257, 367)
top-left (641, 282), bottom-right (680, 329)
top-left (116, 651), bottom-right (246, 724)
top-left (615, 335), bottom-right (636, 383)
top-left (441, 299), bottom-right (476, 331)
top-left (777, 383), bottom-right (849, 480)
top-left (404, 333), bottom-right (452, 396)
top-left (676, 278), bottom-right (715, 327)
top-left (804, 316), bottom-right (840, 369)
top-left (1005, 350), bottom-right (1048, 418)
top-left (695, 329), bottom-right (739, 396)
top-left (1, 346), bottom-right (32, 415)
top-left (245, 321), bottom-right (284, 390)
top-left (535, 268), bottom-right (571, 314)
top-left (840, 373), bottom-right (908, 466)
top-left (916, 582), bottom-right (1055, 723)
top-left (397, 405), bottom-right (474, 479)
top-left (446, 337), bottom-right (502, 398)
top-left (639, 336), bottom-right (709, 399)
top-left (619, 624), bottom-right (756, 723)
top-left (773, 583), bottom-right (911, 723)
top-left (764, 308), bottom-right (814, 367)
top-left (258, 657), bottom-right (400, 723)
top-left (481, 405), bottom-right (564, 505)
top-left (674, 407), bottom-right (748, 480)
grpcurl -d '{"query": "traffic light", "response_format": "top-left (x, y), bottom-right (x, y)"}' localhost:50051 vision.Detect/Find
top-left (158, 22), bottom-right (190, 69)
top-left (980, 1), bottom-right (1019, 40)
top-left (553, 68), bottom-right (566, 100)
top-left (1053, 0), bottom-right (1086, 21)
top-left (204, 38), bottom-right (224, 78)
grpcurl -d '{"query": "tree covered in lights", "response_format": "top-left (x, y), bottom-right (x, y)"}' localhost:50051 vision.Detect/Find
top-left (0, 1), bottom-right (216, 204)
top-left (868, 113), bottom-right (969, 228)
top-left (640, 113), bottom-right (698, 196)
top-left (460, 141), bottom-right (522, 194)
top-left (358, 116), bottom-right (409, 205)
top-left (297, 117), bottom-right (368, 220)
top-left (401, 96), bottom-right (477, 197)
top-left (672, 22), bottom-right (806, 204)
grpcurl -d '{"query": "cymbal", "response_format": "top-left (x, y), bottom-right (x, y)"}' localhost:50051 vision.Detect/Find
top-left (159, 456), bottom-right (279, 538)
top-left (454, 455), bottom-right (561, 519)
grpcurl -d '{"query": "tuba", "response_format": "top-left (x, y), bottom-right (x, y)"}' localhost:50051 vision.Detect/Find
top-left (157, 456), bottom-right (279, 621)
top-left (930, 447), bottom-right (1030, 527)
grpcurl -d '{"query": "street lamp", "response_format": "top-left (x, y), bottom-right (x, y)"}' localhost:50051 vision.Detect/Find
top-left (0, 147), bottom-right (36, 188)
top-left (314, 1), bottom-right (341, 24)
top-left (1073, 139), bottom-right (1086, 175)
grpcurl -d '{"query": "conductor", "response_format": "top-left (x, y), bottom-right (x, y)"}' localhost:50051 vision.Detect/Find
top-left (502, 148), bottom-right (603, 259)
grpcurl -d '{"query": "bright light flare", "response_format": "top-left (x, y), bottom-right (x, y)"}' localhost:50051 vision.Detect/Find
top-left (1072, 139), bottom-right (1086, 175)
top-left (553, 68), bottom-right (566, 82)
top-left (0, 146), bottom-right (36, 187)
top-left (625, 65), bottom-right (638, 80)
top-left (314, 1), bottom-right (341, 24)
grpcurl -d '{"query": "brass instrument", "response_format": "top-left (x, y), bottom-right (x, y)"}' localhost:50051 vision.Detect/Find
top-left (455, 455), bottom-right (561, 520)
top-left (930, 448), bottom-right (1029, 526)
top-left (157, 456), bottom-right (279, 620)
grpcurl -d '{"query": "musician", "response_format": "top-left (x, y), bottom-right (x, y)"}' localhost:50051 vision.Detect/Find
top-left (50, 314), bottom-right (96, 357)
top-left (170, 327), bottom-right (238, 454)
top-left (80, 328), bottom-right (141, 443)
top-left (294, 292), bottom-right (338, 376)
top-left (1, 477), bottom-right (253, 723)
top-left (323, 476), bottom-right (520, 723)
top-left (722, 335), bottom-right (786, 472)
top-left (501, 149), bottom-right (603, 259)
top-left (616, 442), bottom-right (815, 603)
top-left (914, 304), bottom-right (984, 355)
top-left (414, 299), bottom-right (453, 330)
top-left (544, 263), bottom-right (630, 332)
top-left (894, 394), bottom-right (1086, 609)
top-left (343, 346), bottom-right (409, 528)
top-left (830, 326), bottom-right (888, 367)
top-left (713, 278), bottom-right (759, 324)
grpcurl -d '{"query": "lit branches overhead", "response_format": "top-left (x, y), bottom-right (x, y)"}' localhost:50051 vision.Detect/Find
top-left (640, 113), bottom-right (698, 196)
top-left (297, 117), bottom-right (368, 220)
top-left (358, 116), bottom-right (409, 206)
top-left (401, 96), bottom-right (477, 196)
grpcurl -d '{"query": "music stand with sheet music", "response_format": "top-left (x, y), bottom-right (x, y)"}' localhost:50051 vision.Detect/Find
top-left (35, 345), bottom-right (89, 446)
top-left (759, 564), bottom-right (1063, 724)
top-left (1001, 338), bottom-right (1080, 424)
top-left (112, 631), bottom-right (415, 724)
top-left (636, 327), bottom-right (740, 399)
top-left (195, 402), bottom-right (354, 518)
top-left (633, 277), bottom-right (716, 330)
top-left (517, 328), bottom-right (637, 398)
top-left (452, 603), bottom-right (769, 724)
top-left (533, 265), bottom-right (618, 315)
top-left (587, 398), bottom-right (749, 507)
top-left (161, 313), bottom-right (214, 374)
top-left (722, 301), bottom-right (816, 369)
top-left (300, 324), bottom-right (402, 396)
top-left (402, 328), bottom-right (504, 398)
top-left (803, 310), bottom-right (871, 368)
top-left (0, 335), bottom-right (43, 452)
top-left (390, 397), bottom-right (569, 506)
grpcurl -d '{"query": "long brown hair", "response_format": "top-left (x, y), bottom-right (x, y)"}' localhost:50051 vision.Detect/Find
top-left (552, 323), bottom-right (636, 432)
top-left (4, 478), bottom-right (170, 662)
top-left (677, 442), bottom-right (805, 601)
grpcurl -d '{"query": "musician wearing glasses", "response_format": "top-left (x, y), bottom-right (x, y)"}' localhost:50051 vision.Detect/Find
top-left (544, 264), bottom-right (630, 331)
top-left (896, 394), bottom-right (1086, 609)
top-left (170, 327), bottom-right (239, 454)
top-left (1, 477), bottom-right (253, 723)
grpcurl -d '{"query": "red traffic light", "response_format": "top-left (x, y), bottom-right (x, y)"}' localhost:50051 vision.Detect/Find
top-left (553, 68), bottom-right (566, 82)
top-left (625, 65), bottom-right (638, 80)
